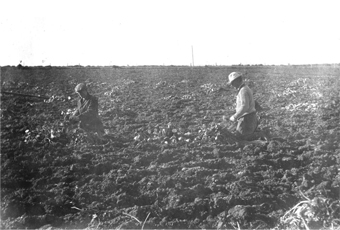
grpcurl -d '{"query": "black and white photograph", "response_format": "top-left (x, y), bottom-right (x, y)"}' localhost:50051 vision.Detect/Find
top-left (1, 0), bottom-right (339, 229)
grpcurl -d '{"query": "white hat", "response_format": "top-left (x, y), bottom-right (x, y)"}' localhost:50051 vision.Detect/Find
top-left (227, 72), bottom-right (243, 84)
top-left (75, 83), bottom-right (87, 92)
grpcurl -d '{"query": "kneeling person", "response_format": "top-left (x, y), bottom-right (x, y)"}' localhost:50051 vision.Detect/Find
top-left (227, 72), bottom-right (259, 140)
top-left (70, 83), bottom-right (104, 135)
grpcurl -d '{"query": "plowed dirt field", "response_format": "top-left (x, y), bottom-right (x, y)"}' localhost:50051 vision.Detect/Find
top-left (1, 65), bottom-right (339, 229)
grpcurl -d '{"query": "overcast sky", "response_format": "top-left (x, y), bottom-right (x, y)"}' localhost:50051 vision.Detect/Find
top-left (1, 0), bottom-right (340, 66)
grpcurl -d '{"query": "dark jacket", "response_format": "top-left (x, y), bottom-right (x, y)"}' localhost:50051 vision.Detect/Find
top-left (73, 94), bottom-right (104, 133)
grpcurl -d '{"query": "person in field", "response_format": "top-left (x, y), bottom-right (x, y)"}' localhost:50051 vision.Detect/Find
top-left (69, 83), bottom-right (105, 136)
top-left (224, 72), bottom-right (265, 141)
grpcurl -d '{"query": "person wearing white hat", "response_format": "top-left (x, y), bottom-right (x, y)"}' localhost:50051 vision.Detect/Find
top-left (225, 72), bottom-right (259, 140)
top-left (69, 83), bottom-right (104, 135)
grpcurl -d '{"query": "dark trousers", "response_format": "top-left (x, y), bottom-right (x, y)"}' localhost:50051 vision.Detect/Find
top-left (235, 112), bottom-right (259, 140)
top-left (79, 116), bottom-right (104, 134)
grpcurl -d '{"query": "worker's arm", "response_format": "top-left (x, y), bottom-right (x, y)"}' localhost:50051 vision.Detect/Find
top-left (72, 100), bottom-right (81, 116)
top-left (218, 87), bottom-right (228, 92)
top-left (233, 89), bottom-right (249, 120)
top-left (78, 97), bottom-right (98, 121)
top-left (69, 100), bottom-right (81, 122)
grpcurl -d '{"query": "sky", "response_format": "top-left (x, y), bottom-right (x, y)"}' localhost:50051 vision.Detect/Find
top-left (1, 0), bottom-right (340, 66)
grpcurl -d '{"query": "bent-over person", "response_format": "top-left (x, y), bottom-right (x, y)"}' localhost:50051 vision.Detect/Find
top-left (225, 72), bottom-right (265, 141)
top-left (69, 83), bottom-right (105, 136)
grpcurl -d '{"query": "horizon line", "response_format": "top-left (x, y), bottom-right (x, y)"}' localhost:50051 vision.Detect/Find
top-left (2, 63), bottom-right (340, 68)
